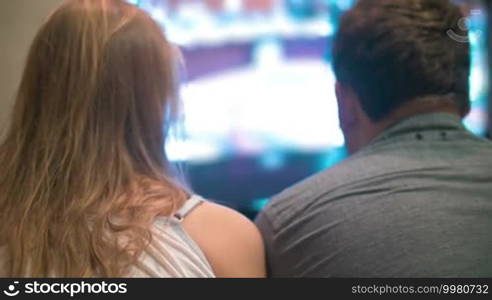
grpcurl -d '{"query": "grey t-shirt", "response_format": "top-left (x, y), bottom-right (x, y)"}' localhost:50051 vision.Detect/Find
top-left (256, 113), bottom-right (492, 277)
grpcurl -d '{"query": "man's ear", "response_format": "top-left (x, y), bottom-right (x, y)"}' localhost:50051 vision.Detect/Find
top-left (335, 82), bottom-right (358, 132)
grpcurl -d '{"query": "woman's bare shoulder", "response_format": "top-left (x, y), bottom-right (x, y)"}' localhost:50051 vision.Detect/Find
top-left (181, 200), bottom-right (266, 278)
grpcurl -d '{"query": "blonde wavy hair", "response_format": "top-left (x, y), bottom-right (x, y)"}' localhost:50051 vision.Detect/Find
top-left (0, 0), bottom-right (188, 277)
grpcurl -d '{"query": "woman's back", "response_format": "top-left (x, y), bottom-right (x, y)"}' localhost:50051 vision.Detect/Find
top-left (0, 0), bottom-right (264, 278)
top-left (131, 195), bottom-right (266, 278)
top-left (0, 194), bottom-right (264, 278)
top-left (0, 197), bottom-right (214, 278)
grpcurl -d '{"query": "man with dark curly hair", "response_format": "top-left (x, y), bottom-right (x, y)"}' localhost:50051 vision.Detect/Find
top-left (256, 0), bottom-right (492, 277)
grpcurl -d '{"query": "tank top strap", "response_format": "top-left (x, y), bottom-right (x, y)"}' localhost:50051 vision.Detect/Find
top-left (174, 195), bottom-right (204, 221)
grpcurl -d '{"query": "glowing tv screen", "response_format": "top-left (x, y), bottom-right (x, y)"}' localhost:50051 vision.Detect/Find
top-left (128, 0), bottom-right (488, 163)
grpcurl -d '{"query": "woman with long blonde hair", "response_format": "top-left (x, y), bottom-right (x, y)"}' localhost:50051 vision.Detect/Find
top-left (0, 0), bottom-right (265, 277)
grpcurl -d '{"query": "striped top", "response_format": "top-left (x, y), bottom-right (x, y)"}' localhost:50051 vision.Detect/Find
top-left (129, 195), bottom-right (215, 278)
top-left (0, 196), bottom-right (214, 278)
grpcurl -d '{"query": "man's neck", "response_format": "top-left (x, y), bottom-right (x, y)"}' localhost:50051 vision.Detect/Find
top-left (349, 96), bottom-right (463, 154)
top-left (379, 96), bottom-right (463, 133)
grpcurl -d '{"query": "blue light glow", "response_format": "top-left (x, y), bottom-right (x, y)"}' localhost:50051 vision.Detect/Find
top-left (127, 0), bottom-right (488, 163)
top-left (251, 198), bottom-right (270, 212)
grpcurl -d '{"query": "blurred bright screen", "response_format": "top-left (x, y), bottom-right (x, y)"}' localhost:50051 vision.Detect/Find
top-left (128, 0), bottom-right (488, 162)
top-left (127, 0), bottom-right (489, 216)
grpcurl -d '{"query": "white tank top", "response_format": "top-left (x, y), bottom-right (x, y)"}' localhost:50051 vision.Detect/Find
top-left (0, 196), bottom-right (214, 277)
top-left (129, 195), bottom-right (215, 278)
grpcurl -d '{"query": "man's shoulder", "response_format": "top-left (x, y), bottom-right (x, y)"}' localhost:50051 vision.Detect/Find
top-left (261, 150), bottom-right (380, 228)
top-left (260, 134), bottom-right (492, 229)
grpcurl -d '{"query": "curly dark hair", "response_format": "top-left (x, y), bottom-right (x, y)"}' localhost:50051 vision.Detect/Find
top-left (333, 0), bottom-right (471, 122)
